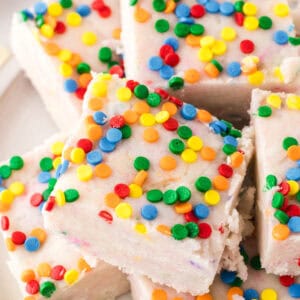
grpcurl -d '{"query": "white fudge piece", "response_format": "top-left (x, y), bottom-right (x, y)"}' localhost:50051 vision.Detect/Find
top-left (251, 89), bottom-right (300, 276)
top-left (43, 74), bottom-right (253, 295)
top-left (0, 134), bottom-right (129, 299)
top-left (288, 0), bottom-right (300, 34)
top-left (11, 0), bottom-right (122, 131)
top-left (121, 0), bottom-right (300, 122)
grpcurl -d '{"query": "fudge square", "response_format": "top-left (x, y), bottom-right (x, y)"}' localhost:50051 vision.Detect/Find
top-left (11, 0), bottom-right (122, 131)
top-left (121, 0), bottom-right (300, 121)
top-left (43, 74), bottom-right (253, 295)
top-left (251, 89), bottom-right (300, 276)
top-left (0, 134), bottom-right (129, 300)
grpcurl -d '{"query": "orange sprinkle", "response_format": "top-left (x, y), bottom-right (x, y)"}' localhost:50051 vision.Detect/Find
top-left (85, 115), bottom-right (95, 126)
top-left (79, 73), bottom-right (93, 88)
top-left (133, 170), bottom-right (148, 186)
top-left (164, 0), bottom-right (176, 13)
top-left (112, 27), bottom-right (121, 40)
top-left (88, 97), bottom-right (103, 111)
top-left (156, 224), bottom-right (171, 236)
top-left (159, 155), bottom-right (177, 171)
top-left (105, 193), bottom-right (121, 208)
top-left (0, 202), bottom-right (11, 212)
top-left (287, 145), bottom-right (300, 161)
top-left (272, 224), bottom-right (290, 240)
top-left (68, 53), bottom-right (82, 67)
top-left (227, 287), bottom-right (243, 300)
top-left (37, 262), bottom-right (51, 277)
top-left (162, 102), bottom-right (177, 116)
top-left (43, 42), bottom-right (60, 56)
top-left (44, 15), bottom-right (57, 28)
top-left (195, 294), bottom-right (213, 300)
top-left (173, 298), bottom-right (184, 300)
top-left (133, 100), bottom-right (150, 114)
top-left (213, 175), bottom-right (230, 191)
top-left (123, 110), bottom-right (139, 124)
top-left (200, 146), bottom-right (216, 161)
top-left (204, 63), bottom-right (220, 78)
top-left (86, 124), bottom-right (102, 141)
top-left (94, 163), bottom-right (112, 179)
top-left (143, 127), bottom-right (159, 143)
top-left (21, 269), bottom-right (36, 283)
top-left (184, 69), bottom-right (201, 83)
top-left (174, 202), bottom-right (192, 214)
top-left (5, 237), bottom-right (16, 251)
top-left (63, 146), bottom-right (73, 160)
top-left (24, 296), bottom-right (36, 300)
top-left (197, 110), bottom-right (212, 123)
top-left (230, 152), bottom-right (244, 168)
top-left (30, 228), bottom-right (47, 244)
top-left (152, 289), bottom-right (167, 300)
top-left (78, 257), bottom-right (92, 272)
top-left (186, 34), bottom-right (202, 47)
top-left (134, 5), bottom-right (151, 23)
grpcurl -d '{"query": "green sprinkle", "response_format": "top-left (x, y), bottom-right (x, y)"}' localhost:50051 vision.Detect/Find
top-left (296, 191), bottom-right (300, 203)
top-left (190, 24), bottom-right (205, 36)
top-left (48, 178), bottom-right (57, 189)
top-left (107, 61), bottom-right (119, 69)
top-left (211, 59), bottom-right (223, 72)
top-left (274, 210), bottom-right (289, 224)
top-left (231, 277), bottom-right (243, 287)
top-left (163, 189), bottom-right (178, 205)
top-left (259, 16), bottom-right (272, 30)
top-left (250, 255), bottom-right (262, 270)
top-left (98, 47), bottom-right (112, 63)
top-left (240, 246), bottom-right (249, 264)
top-left (42, 189), bottom-right (52, 201)
top-left (147, 93), bottom-right (161, 107)
top-left (64, 189), bottom-right (79, 203)
top-left (169, 139), bottom-right (185, 154)
top-left (0, 165), bottom-right (11, 179)
top-left (177, 126), bottom-right (193, 140)
top-left (229, 128), bottom-right (242, 138)
top-left (134, 84), bottom-right (149, 99)
top-left (155, 19), bottom-right (169, 33)
top-left (60, 0), bottom-right (73, 8)
top-left (272, 192), bottom-right (284, 209)
top-left (152, 0), bottom-right (166, 12)
top-left (40, 157), bottom-right (53, 172)
top-left (168, 76), bottom-right (184, 90)
top-left (282, 136), bottom-right (298, 150)
top-left (171, 224), bottom-right (188, 240)
top-left (120, 125), bottom-right (132, 139)
top-left (134, 156), bottom-right (150, 171)
top-left (40, 281), bottom-right (56, 298)
top-left (258, 105), bottom-right (272, 117)
top-left (146, 189), bottom-right (163, 203)
top-left (195, 176), bottom-right (211, 193)
top-left (130, 0), bottom-right (138, 5)
top-left (223, 144), bottom-right (237, 155)
top-left (20, 11), bottom-right (28, 22)
top-left (266, 174), bottom-right (277, 190)
top-left (174, 23), bottom-right (190, 37)
top-left (185, 222), bottom-right (199, 238)
top-left (9, 156), bottom-right (24, 170)
top-left (234, 0), bottom-right (244, 12)
top-left (176, 186), bottom-right (191, 202)
top-left (77, 62), bottom-right (91, 74)
top-left (288, 36), bottom-right (300, 46)
top-left (35, 15), bottom-right (44, 28)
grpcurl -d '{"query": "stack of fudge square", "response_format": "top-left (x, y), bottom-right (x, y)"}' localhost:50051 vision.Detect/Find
top-left (2, 0), bottom-right (300, 299)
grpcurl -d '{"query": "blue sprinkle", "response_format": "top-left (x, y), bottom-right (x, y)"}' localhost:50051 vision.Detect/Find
top-left (289, 283), bottom-right (300, 298)
top-left (148, 56), bottom-right (163, 71)
top-left (0, 177), bottom-right (2, 185)
top-left (0, 186), bottom-right (6, 192)
top-left (141, 204), bottom-right (158, 221)
top-left (175, 3), bottom-right (190, 18)
top-left (220, 2), bottom-right (235, 16)
top-left (34, 2), bottom-right (47, 15)
top-left (297, 160), bottom-right (300, 167)
top-left (244, 288), bottom-right (259, 300)
top-left (39, 201), bottom-right (46, 212)
top-left (227, 61), bottom-right (241, 77)
top-left (193, 203), bottom-right (210, 219)
top-left (197, 0), bottom-right (208, 4)
top-left (205, 1), bottom-right (220, 13)
top-left (93, 111), bottom-right (108, 125)
top-left (273, 30), bottom-right (289, 45)
top-left (288, 216), bottom-right (300, 233)
top-left (209, 120), bottom-right (228, 134)
top-left (76, 5), bottom-right (91, 17)
top-left (38, 171), bottom-right (51, 183)
top-left (24, 237), bottom-right (40, 252)
top-left (22, 9), bottom-right (34, 19)
top-left (87, 150), bottom-right (103, 166)
top-left (99, 137), bottom-right (116, 153)
top-left (286, 167), bottom-right (300, 181)
top-left (180, 103), bottom-right (197, 120)
top-left (159, 65), bottom-right (174, 80)
top-left (220, 269), bottom-right (237, 284)
top-left (64, 79), bottom-right (78, 93)
top-left (106, 128), bottom-right (122, 144)
top-left (60, 160), bottom-right (69, 175)
top-left (55, 164), bottom-right (62, 179)
top-left (178, 17), bottom-right (195, 25)
top-left (224, 135), bottom-right (238, 147)
top-left (164, 37), bottom-right (179, 51)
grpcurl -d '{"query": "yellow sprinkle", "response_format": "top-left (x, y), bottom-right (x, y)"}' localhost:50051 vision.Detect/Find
top-left (92, 81), bottom-right (108, 97)
top-left (198, 47), bottom-right (213, 62)
top-left (204, 190), bottom-right (220, 205)
top-left (81, 31), bottom-right (97, 46)
top-left (274, 3), bottom-right (289, 17)
top-left (261, 288), bottom-right (277, 300)
top-left (78, 257), bottom-right (92, 272)
top-left (0, 190), bottom-right (14, 205)
top-left (134, 223), bottom-right (147, 234)
top-left (55, 189), bottom-right (66, 206)
top-left (181, 148), bottom-right (198, 163)
top-left (243, 2), bottom-right (257, 16)
top-left (70, 147), bottom-right (86, 164)
top-left (244, 16), bottom-right (259, 30)
top-left (98, 73), bottom-right (112, 81)
top-left (51, 141), bottom-right (64, 155)
top-left (37, 262), bottom-right (51, 277)
top-left (115, 203), bottom-right (133, 219)
top-left (139, 113), bottom-right (156, 126)
top-left (129, 184), bottom-right (143, 198)
top-left (77, 165), bottom-right (93, 181)
top-left (221, 27), bottom-right (236, 41)
top-left (200, 36), bottom-right (215, 48)
top-left (58, 49), bottom-right (72, 62)
top-left (59, 63), bottom-right (73, 77)
top-left (40, 24), bottom-right (54, 38)
top-left (274, 67), bottom-right (284, 83)
top-left (5, 237), bottom-right (16, 251)
top-left (8, 182), bottom-right (25, 196)
top-left (64, 269), bottom-right (79, 285)
top-left (247, 71), bottom-right (264, 85)
top-left (266, 94), bottom-right (282, 109)
top-left (53, 157), bottom-right (62, 170)
top-left (48, 2), bottom-right (63, 17)
top-left (155, 110), bottom-right (170, 123)
top-left (288, 180), bottom-right (299, 195)
top-left (66, 12), bottom-right (82, 26)
top-left (116, 87), bottom-right (132, 102)
top-left (212, 40), bottom-right (227, 55)
top-left (286, 94), bottom-right (300, 110)
top-left (187, 136), bottom-right (203, 151)
top-left (164, 0), bottom-right (176, 13)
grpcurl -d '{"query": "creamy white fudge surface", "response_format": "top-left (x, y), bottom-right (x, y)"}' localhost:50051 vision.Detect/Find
top-left (11, 0), bottom-right (122, 131)
top-left (0, 134), bottom-right (129, 300)
top-left (121, 0), bottom-right (300, 122)
top-left (251, 89), bottom-right (300, 277)
top-left (288, 0), bottom-right (300, 34)
top-left (43, 74), bottom-right (253, 295)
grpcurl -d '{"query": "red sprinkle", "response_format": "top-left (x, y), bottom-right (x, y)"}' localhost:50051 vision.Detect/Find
top-left (279, 275), bottom-right (295, 287)
top-left (126, 80), bottom-right (139, 92)
top-left (218, 164), bottom-right (233, 178)
top-left (240, 39), bottom-right (255, 54)
top-left (168, 96), bottom-right (183, 107)
top-left (97, 5), bottom-right (111, 18)
top-left (279, 181), bottom-right (290, 196)
top-left (114, 183), bottom-right (130, 199)
top-left (1, 216), bottom-right (9, 231)
top-left (98, 210), bottom-right (113, 223)
top-left (110, 115), bottom-right (126, 128)
top-left (190, 4), bottom-right (206, 18)
top-left (298, 258), bottom-right (300, 266)
top-left (281, 197), bottom-right (289, 212)
top-left (184, 211), bottom-right (198, 223)
top-left (286, 205), bottom-right (300, 217)
top-left (198, 223), bottom-right (212, 239)
top-left (51, 265), bottom-right (66, 281)
top-left (218, 225), bottom-right (225, 234)
top-left (109, 65), bottom-right (124, 78)
top-left (234, 12), bottom-right (244, 26)
top-left (163, 118), bottom-right (179, 131)
top-left (159, 44), bottom-right (174, 59)
top-left (11, 231), bottom-right (26, 245)
top-left (75, 87), bottom-right (86, 100)
top-left (30, 193), bottom-right (44, 207)
top-left (44, 196), bottom-right (56, 211)
top-left (26, 280), bottom-right (40, 295)
top-left (164, 53), bottom-right (180, 67)
top-left (91, 0), bottom-right (105, 10)
top-left (77, 138), bottom-right (93, 153)
top-left (155, 88), bottom-right (169, 100)
top-left (54, 21), bottom-right (66, 34)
